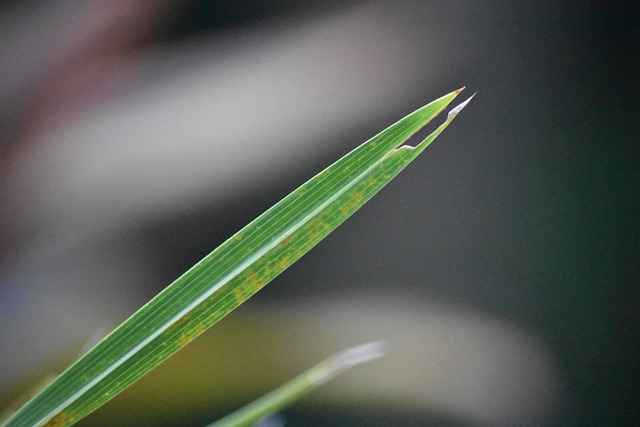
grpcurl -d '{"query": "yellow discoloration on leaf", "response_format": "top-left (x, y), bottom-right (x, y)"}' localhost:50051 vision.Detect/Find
top-left (41, 412), bottom-right (75, 427)
top-left (277, 259), bottom-right (289, 269)
top-left (310, 219), bottom-right (322, 238)
top-left (245, 272), bottom-right (264, 293)
top-left (178, 335), bottom-right (192, 347)
top-left (232, 269), bottom-right (265, 299)
top-left (234, 234), bottom-right (243, 241)
top-left (166, 312), bottom-right (192, 332)
top-left (308, 218), bottom-right (330, 240)
top-left (351, 192), bottom-right (363, 201)
top-left (178, 324), bottom-right (206, 348)
top-left (368, 177), bottom-right (376, 185)
top-left (233, 287), bottom-right (244, 304)
top-left (207, 288), bottom-right (225, 302)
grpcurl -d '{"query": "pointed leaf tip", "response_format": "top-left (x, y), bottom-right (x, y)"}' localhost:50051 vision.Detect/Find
top-left (333, 341), bottom-right (389, 369)
top-left (448, 92), bottom-right (475, 119)
top-left (319, 341), bottom-right (389, 384)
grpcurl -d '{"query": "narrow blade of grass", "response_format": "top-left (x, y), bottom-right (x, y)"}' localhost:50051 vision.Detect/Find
top-left (1, 89), bottom-right (472, 427)
top-left (207, 341), bottom-right (388, 427)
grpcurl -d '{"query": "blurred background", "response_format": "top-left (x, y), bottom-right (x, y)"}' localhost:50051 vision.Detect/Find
top-left (0, 1), bottom-right (638, 426)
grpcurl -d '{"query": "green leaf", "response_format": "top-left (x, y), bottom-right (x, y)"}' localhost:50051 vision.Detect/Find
top-left (207, 341), bottom-right (388, 427)
top-left (1, 89), bottom-right (472, 427)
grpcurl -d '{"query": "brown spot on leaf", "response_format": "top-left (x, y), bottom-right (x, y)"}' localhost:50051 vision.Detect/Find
top-left (278, 235), bottom-right (292, 248)
top-left (42, 412), bottom-right (75, 427)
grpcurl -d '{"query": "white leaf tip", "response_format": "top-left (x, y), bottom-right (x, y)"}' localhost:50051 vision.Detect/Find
top-left (448, 92), bottom-right (476, 119)
top-left (334, 340), bottom-right (389, 368)
top-left (316, 340), bottom-right (389, 384)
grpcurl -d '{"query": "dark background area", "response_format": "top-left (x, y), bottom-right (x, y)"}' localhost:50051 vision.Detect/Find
top-left (1, 1), bottom-right (638, 426)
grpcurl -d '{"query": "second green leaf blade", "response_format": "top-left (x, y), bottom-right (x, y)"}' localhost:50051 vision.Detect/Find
top-left (2, 88), bottom-right (472, 427)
